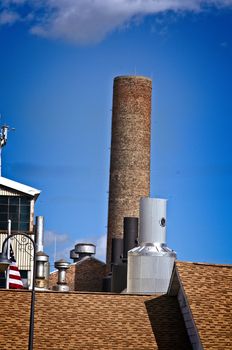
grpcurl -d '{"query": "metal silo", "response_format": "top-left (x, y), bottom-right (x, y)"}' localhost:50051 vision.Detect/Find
top-left (127, 197), bottom-right (176, 294)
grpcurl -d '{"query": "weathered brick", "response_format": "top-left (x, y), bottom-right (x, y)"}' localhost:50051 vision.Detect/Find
top-left (49, 257), bottom-right (106, 291)
top-left (107, 76), bottom-right (152, 266)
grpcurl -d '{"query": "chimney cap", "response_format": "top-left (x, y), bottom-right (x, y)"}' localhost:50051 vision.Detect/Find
top-left (75, 243), bottom-right (96, 255)
top-left (70, 249), bottom-right (79, 260)
top-left (55, 259), bottom-right (69, 269)
top-left (36, 251), bottom-right (49, 262)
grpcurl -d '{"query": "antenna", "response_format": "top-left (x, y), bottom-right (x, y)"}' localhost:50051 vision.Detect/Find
top-left (0, 122), bottom-right (15, 176)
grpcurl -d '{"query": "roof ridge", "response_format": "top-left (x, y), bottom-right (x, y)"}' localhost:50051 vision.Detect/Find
top-left (176, 260), bottom-right (232, 267)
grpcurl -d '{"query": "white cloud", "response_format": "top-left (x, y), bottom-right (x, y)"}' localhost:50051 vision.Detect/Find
top-left (0, 0), bottom-right (232, 43)
top-left (1, 0), bottom-right (232, 43)
top-left (95, 233), bottom-right (107, 261)
top-left (0, 10), bottom-right (19, 24)
top-left (44, 230), bottom-right (70, 246)
top-left (43, 229), bottom-right (106, 267)
top-left (73, 233), bottom-right (107, 262)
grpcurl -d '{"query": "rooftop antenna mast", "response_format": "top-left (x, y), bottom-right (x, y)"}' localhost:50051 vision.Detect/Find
top-left (0, 121), bottom-right (15, 177)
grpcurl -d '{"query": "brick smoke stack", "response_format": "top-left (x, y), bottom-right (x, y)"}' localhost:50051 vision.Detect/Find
top-left (106, 76), bottom-right (152, 265)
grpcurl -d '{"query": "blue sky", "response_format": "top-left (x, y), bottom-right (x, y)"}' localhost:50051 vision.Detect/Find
top-left (0, 0), bottom-right (231, 266)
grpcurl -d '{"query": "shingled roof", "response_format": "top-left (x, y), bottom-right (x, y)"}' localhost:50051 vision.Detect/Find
top-left (172, 261), bottom-right (232, 350)
top-left (0, 289), bottom-right (191, 350)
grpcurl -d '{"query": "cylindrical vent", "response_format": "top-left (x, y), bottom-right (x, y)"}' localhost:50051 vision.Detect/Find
top-left (55, 259), bottom-right (70, 288)
top-left (123, 217), bottom-right (138, 259)
top-left (139, 197), bottom-right (167, 244)
top-left (107, 76), bottom-right (152, 265)
top-left (35, 216), bottom-right (44, 253)
top-left (35, 251), bottom-right (49, 279)
top-left (75, 243), bottom-right (96, 256)
top-left (111, 238), bottom-right (123, 265)
top-left (70, 249), bottom-right (79, 261)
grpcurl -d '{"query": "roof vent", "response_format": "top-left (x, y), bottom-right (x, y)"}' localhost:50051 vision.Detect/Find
top-left (70, 249), bottom-right (79, 262)
top-left (53, 259), bottom-right (70, 292)
top-left (74, 243), bottom-right (96, 259)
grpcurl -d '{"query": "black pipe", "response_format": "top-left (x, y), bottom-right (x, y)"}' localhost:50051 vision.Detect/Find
top-left (111, 238), bottom-right (123, 265)
top-left (123, 217), bottom-right (138, 259)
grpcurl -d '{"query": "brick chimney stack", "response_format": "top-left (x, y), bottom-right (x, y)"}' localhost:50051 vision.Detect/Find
top-left (106, 76), bottom-right (152, 266)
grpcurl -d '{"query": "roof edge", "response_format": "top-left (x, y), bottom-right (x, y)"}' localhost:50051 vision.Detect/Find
top-left (0, 176), bottom-right (41, 199)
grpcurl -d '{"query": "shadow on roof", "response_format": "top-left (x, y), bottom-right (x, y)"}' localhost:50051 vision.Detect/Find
top-left (145, 295), bottom-right (192, 350)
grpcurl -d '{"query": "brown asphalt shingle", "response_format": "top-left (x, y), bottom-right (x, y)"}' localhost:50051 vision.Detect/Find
top-left (0, 289), bottom-right (190, 349)
top-left (176, 261), bottom-right (232, 350)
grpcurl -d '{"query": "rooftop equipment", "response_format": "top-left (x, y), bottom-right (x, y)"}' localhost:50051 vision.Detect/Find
top-left (111, 217), bottom-right (138, 293)
top-left (70, 249), bottom-right (79, 262)
top-left (74, 243), bottom-right (96, 260)
top-left (53, 259), bottom-right (70, 292)
top-left (127, 197), bottom-right (176, 294)
top-left (111, 238), bottom-right (123, 266)
top-left (35, 216), bottom-right (44, 253)
top-left (69, 243), bottom-right (96, 263)
top-left (102, 238), bottom-right (123, 292)
top-left (35, 251), bottom-right (49, 290)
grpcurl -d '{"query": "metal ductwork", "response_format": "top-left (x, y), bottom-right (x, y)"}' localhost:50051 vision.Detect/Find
top-left (127, 197), bottom-right (176, 294)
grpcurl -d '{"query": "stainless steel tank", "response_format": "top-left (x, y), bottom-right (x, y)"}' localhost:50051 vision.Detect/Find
top-left (127, 198), bottom-right (176, 294)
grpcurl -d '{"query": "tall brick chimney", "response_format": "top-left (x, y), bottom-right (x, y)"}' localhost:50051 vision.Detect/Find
top-left (106, 76), bottom-right (152, 266)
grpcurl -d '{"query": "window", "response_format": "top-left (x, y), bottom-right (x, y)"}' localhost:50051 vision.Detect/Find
top-left (0, 196), bottom-right (31, 231)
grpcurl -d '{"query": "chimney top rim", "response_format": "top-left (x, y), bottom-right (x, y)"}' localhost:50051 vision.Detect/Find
top-left (114, 75), bottom-right (152, 82)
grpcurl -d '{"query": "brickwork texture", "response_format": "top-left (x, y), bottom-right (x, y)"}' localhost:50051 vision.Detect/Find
top-left (107, 76), bottom-right (152, 265)
top-left (49, 257), bottom-right (106, 291)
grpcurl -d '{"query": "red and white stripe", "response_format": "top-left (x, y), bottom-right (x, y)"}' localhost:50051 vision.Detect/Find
top-left (8, 262), bottom-right (24, 289)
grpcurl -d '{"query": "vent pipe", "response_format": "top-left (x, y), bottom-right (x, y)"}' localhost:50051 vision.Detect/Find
top-left (54, 259), bottom-right (70, 292)
top-left (70, 249), bottom-right (79, 262)
top-left (74, 243), bottom-right (96, 260)
top-left (35, 251), bottom-right (49, 290)
top-left (127, 197), bottom-right (176, 294)
top-left (139, 198), bottom-right (166, 244)
top-left (35, 216), bottom-right (44, 253)
top-left (111, 238), bottom-right (123, 266)
top-left (123, 217), bottom-right (138, 259)
top-left (111, 218), bottom-right (138, 293)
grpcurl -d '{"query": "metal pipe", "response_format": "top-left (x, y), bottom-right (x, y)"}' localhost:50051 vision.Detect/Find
top-left (111, 238), bottom-right (123, 265)
top-left (6, 219), bottom-right (11, 289)
top-left (35, 216), bottom-right (44, 253)
top-left (54, 259), bottom-right (69, 291)
top-left (139, 197), bottom-right (167, 244)
top-left (123, 217), bottom-right (138, 259)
